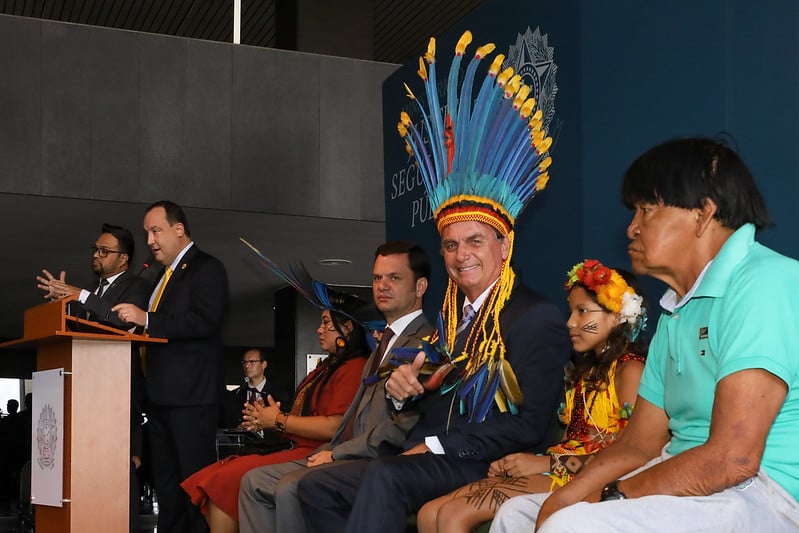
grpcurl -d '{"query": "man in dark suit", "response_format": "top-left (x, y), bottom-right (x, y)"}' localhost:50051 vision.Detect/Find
top-left (37, 223), bottom-right (151, 329)
top-left (38, 222), bottom-right (151, 532)
top-left (222, 348), bottom-right (289, 428)
top-left (237, 241), bottom-right (434, 533)
top-left (112, 200), bottom-right (229, 533)
top-left (297, 221), bottom-right (571, 533)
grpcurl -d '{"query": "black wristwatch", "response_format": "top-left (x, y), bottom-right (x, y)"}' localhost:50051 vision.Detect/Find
top-left (600, 480), bottom-right (627, 501)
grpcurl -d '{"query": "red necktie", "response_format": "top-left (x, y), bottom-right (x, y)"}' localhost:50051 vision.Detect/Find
top-left (367, 327), bottom-right (395, 376)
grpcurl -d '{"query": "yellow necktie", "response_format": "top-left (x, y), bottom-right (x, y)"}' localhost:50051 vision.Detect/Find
top-left (149, 266), bottom-right (173, 312)
top-left (141, 266), bottom-right (173, 376)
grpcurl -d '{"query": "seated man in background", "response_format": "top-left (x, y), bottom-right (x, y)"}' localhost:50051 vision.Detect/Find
top-left (237, 241), bottom-right (434, 533)
top-left (492, 138), bottom-right (799, 532)
top-left (222, 348), bottom-right (289, 429)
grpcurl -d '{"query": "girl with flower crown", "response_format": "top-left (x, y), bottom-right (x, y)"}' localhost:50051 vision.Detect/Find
top-left (416, 259), bottom-right (649, 533)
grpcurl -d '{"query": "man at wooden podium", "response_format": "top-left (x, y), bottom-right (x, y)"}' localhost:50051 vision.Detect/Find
top-left (38, 222), bottom-right (151, 531)
top-left (112, 200), bottom-right (230, 533)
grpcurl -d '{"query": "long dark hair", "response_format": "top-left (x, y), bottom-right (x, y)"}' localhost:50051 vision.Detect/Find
top-left (296, 291), bottom-right (371, 416)
top-left (564, 269), bottom-right (649, 393)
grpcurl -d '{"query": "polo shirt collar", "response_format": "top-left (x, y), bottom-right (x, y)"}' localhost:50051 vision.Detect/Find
top-left (659, 223), bottom-right (755, 312)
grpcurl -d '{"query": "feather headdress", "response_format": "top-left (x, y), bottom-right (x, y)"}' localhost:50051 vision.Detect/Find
top-left (240, 237), bottom-right (384, 349)
top-left (398, 30), bottom-right (556, 422)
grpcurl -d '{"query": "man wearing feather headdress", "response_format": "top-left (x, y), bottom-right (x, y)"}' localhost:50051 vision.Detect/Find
top-left (296, 30), bottom-right (571, 533)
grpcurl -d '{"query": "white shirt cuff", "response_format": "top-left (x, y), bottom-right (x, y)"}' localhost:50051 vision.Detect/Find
top-left (78, 289), bottom-right (90, 303)
top-left (387, 392), bottom-right (406, 410)
top-left (425, 436), bottom-right (445, 455)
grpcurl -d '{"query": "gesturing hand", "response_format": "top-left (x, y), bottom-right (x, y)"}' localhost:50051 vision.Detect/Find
top-left (36, 269), bottom-right (68, 300)
top-left (385, 351), bottom-right (426, 401)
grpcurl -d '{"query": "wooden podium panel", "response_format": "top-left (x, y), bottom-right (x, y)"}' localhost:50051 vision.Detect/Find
top-left (36, 338), bottom-right (131, 532)
top-left (0, 298), bottom-right (166, 533)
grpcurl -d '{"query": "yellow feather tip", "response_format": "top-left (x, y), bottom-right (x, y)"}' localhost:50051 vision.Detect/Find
top-left (519, 97), bottom-right (536, 118)
top-left (497, 67), bottom-right (514, 87)
top-left (489, 54), bottom-right (505, 76)
top-left (456, 31), bottom-right (473, 55)
top-left (425, 37), bottom-right (436, 63)
top-left (513, 85), bottom-right (531, 109)
top-left (400, 111), bottom-right (412, 126)
top-left (417, 57), bottom-right (427, 81)
top-left (536, 136), bottom-right (553, 154)
top-left (397, 122), bottom-right (408, 137)
top-left (403, 82), bottom-right (416, 100)
top-left (475, 43), bottom-right (495, 58)
top-left (535, 172), bottom-right (550, 191)
top-left (539, 156), bottom-right (553, 172)
top-left (504, 75), bottom-right (522, 98)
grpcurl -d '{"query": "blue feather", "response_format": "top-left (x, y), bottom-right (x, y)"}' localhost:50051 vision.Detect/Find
top-left (422, 341), bottom-right (442, 364)
top-left (474, 374), bottom-right (500, 422)
top-left (390, 347), bottom-right (422, 363)
top-left (453, 54), bottom-right (484, 171)
top-left (424, 60), bottom-right (448, 182)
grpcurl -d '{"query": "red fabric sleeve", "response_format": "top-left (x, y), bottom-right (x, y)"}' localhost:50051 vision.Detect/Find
top-left (310, 357), bottom-right (367, 416)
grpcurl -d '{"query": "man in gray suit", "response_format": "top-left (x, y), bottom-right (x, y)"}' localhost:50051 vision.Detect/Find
top-left (238, 241), bottom-right (433, 533)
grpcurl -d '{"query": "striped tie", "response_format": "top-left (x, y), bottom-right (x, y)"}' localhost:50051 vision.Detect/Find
top-left (455, 304), bottom-right (476, 339)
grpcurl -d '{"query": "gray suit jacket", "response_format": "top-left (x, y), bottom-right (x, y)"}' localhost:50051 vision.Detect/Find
top-left (325, 312), bottom-right (433, 460)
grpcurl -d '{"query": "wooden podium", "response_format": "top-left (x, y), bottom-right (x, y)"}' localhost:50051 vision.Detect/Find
top-left (0, 298), bottom-right (165, 533)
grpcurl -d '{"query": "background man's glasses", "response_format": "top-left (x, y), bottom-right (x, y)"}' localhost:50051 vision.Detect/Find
top-left (241, 360), bottom-right (263, 366)
top-left (91, 245), bottom-right (123, 258)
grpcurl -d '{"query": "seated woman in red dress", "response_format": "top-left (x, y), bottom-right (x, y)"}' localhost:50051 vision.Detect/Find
top-left (181, 289), bottom-right (373, 532)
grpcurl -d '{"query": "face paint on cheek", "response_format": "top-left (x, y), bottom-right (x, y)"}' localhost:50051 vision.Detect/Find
top-left (581, 321), bottom-right (599, 334)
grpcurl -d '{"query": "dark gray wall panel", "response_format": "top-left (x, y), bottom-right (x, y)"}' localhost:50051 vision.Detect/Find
top-left (272, 51), bottom-right (321, 216)
top-left (0, 16), bottom-right (42, 194)
top-left (0, 15), bottom-right (389, 224)
top-left (41, 22), bottom-right (93, 197)
top-left (139, 34), bottom-right (186, 204)
top-left (90, 27), bottom-right (140, 202)
top-left (319, 57), bottom-right (364, 220)
top-left (231, 45), bottom-right (280, 212)
top-left (360, 62), bottom-right (397, 222)
top-left (186, 40), bottom-right (232, 208)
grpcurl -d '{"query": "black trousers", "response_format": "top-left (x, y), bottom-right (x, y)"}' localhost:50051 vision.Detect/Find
top-left (147, 404), bottom-right (216, 533)
top-left (298, 453), bottom-right (488, 533)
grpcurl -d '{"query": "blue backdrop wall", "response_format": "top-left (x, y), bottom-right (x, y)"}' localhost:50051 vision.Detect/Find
top-left (385, 0), bottom-right (799, 319)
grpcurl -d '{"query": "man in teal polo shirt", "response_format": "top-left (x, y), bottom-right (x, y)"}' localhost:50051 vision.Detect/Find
top-left (492, 137), bottom-right (799, 532)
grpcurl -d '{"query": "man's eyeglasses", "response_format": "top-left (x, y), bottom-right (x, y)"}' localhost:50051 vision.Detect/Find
top-left (91, 245), bottom-right (124, 258)
top-left (241, 360), bottom-right (263, 366)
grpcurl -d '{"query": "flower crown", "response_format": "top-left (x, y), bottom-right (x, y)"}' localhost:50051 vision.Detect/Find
top-left (565, 259), bottom-right (647, 340)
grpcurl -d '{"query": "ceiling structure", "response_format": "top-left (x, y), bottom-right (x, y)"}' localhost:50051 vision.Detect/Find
top-left (0, 0), bottom-right (487, 63)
